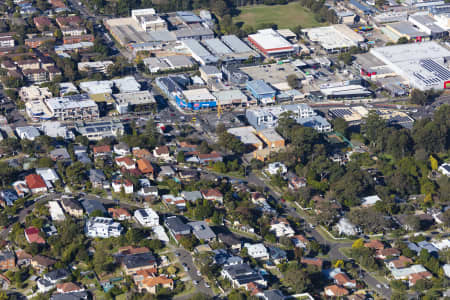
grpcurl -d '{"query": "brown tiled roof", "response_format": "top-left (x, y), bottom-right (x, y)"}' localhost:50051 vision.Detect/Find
top-left (324, 284), bottom-right (349, 296)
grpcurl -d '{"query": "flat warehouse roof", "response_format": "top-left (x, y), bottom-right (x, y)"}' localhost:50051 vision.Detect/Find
top-left (221, 35), bottom-right (254, 53)
top-left (248, 29), bottom-right (293, 51)
top-left (202, 38), bottom-right (233, 55)
top-left (303, 24), bottom-right (364, 50)
top-left (182, 88), bottom-right (216, 102)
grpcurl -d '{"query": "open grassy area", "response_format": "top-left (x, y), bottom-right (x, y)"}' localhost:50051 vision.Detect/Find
top-left (233, 2), bottom-right (326, 30)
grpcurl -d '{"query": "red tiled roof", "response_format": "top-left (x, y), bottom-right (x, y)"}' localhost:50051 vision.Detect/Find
top-left (334, 273), bottom-right (356, 286)
top-left (108, 207), bottom-right (131, 218)
top-left (325, 285), bottom-right (349, 296)
top-left (202, 188), bottom-right (223, 198)
top-left (25, 174), bottom-right (46, 190)
top-left (93, 145), bottom-right (111, 154)
top-left (364, 240), bottom-right (384, 250)
top-left (56, 282), bottom-right (82, 293)
top-left (25, 227), bottom-right (45, 244)
top-left (137, 159), bottom-right (154, 174)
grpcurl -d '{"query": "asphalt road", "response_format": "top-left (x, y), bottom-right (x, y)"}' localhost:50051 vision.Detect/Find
top-left (175, 248), bottom-right (214, 298)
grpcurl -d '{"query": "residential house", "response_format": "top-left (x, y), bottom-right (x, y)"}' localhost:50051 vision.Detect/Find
top-left (267, 245), bottom-right (287, 264)
top-left (409, 271), bottom-right (433, 286)
top-left (137, 159), bottom-right (154, 178)
top-left (81, 199), bottom-right (106, 216)
top-left (134, 208), bottom-right (159, 227)
top-left (0, 251), bottom-right (15, 270)
top-left (108, 208), bottom-right (131, 220)
top-left (153, 146), bottom-right (171, 161)
top-left (139, 276), bottom-right (173, 294)
top-left (133, 148), bottom-right (151, 159)
top-left (361, 195), bottom-right (382, 207)
top-left (291, 234), bottom-right (309, 248)
top-left (114, 143), bottom-right (130, 156)
top-left (333, 272), bottom-right (357, 289)
top-left (16, 126), bottom-right (41, 141)
top-left (56, 282), bottom-right (84, 294)
top-left (261, 290), bottom-right (286, 300)
top-left (89, 169), bottom-right (107, 189)
top-left (197, 151), bottom-right (223, 164)
top-left (212, 249), bottom-right (244, 266)
top-left (61, 196), bottom-right (83, 218)
top-left (221, 263), bottom-right (267, 288)
top-left (0, 190), bottom-right (18, 207)
top-left (164, 216), bottom-right (191, 240)
top-left (31, 255), bottom-right (56, 272)
top-left (301, 257), bottom-right (323, 269)
top-left (181, 191), bottom-right (203, 202)
top-left (288, 176), bottom-right (306, 190)
top-left (201, 189), bottom-right (223, 204)
top-left (188, 221), bottom-right (216, 242)
top-left (92, 145), bottom-right (112, 157)
top-left (245, 243), bottom-right (269, 260)
top-left (324, 285), bottom-right (349, 297)
top-left (390, 264), bottom-right (430, 280)
top-left (50, 148), bottom-right (71, 162)
top-left (269, 218), bottom-right (295, 238)
top-left (112, 179), bottom-right (134, 194)
top-left (162, 195), bottom-right (186, 210)
top-left (15, 250), bottom-right (32, 267)
top-left (37, 269), bottom-right (69, 293)
top-left (266, 162), bottom-right (287, 176)
top-left (386, 256), bottom-right (413, 270)
top-left (122, 252), bottom-right (157, 275)
top-left (335, 218), bottom-right (359, 236)
top-left (85, 217), bottom-right (123, 238)
top-left (364, 240), bottom-right (384, 250)
top-left (376, 248), bottom-right (401, 260)
top-left (25, 227), bottom-right (45, 244)
top-left (218, 233), bottom-right (242, 250)
top-left (25, 174), bottom-right (48, 194)
top-left (115, 156), bottom-right (136, 170)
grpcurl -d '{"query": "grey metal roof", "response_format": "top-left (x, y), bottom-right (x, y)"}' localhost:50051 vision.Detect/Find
top-left (188, 221), bottom-right (216, 240)
top-left (221, 35), bottom-right (253, 53)
top-left (81, 199), bottom-right (106, 215)
top-left (247, 80), bottom-right (275, 95)
top-left (202, 38), bottom-right (233, 55)
top-left (122, 252), bottom-right (156, 269)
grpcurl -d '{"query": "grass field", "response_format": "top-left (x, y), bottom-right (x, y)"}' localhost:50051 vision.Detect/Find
top-left (233, 1), bottom-right (326, 30)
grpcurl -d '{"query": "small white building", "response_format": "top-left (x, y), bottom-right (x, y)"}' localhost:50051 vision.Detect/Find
top-left (48, 201), bottom-right (66, 222)
top-left (438, 163), bottom-right (450, 177)
top-left (266, 162), bottom-right (287, 176)
top-left (36, 168), bottom-right (59, 189)
top-left (244, 243), bottom-right (269, 260)
top-left (153, 225), bottom-right (170, 242)
top-left (270, 220), bottom-right (295, 238)
top-left (335, 218), bottom-right (359, 236)
top-left (85, 217), bottom-right (122, 238)
top-left (16, 126), bottom-right (41, 140)
top-left (134, 208), bottom-right (159, 227)
top-left (361, 195), bottom-right (381, 207)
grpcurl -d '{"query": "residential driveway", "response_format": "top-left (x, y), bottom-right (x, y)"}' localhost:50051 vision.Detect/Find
top-left (175, 248), bottom-right (214, 297)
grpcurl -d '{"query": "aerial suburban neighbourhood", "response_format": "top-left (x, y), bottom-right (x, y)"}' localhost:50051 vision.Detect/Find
top-left (0, 0), bottom-right (448, 299)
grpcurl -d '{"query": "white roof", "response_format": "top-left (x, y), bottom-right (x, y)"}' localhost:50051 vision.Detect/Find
top-left (48, 201), bottom-right (66, 222)
top-left (361, 195), bottom-right (381, 206)
top-left (303, 24), bottom-right (364, 50)
top-left (79, 80), bottom-right (113, 94)
top-left (227, 126), bottom-right (261, 146)
top-left (182, 88), bottom-right (216, 102)
top-left (248, 29), bottom-right (293, 52)
top-left (112, 76), bottom-right (141, 93)
top-left (45, 95), bottom-right (97, 110)
top-left (391, 264), bottom-right (428, 279)
top-left (36, 168), bottom-right (59, 181)
top-left (153, 225), bottom-right (169, 242)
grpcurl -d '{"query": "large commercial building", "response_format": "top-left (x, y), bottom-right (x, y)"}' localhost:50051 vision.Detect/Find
top-left (246, 80), bottom-right (276, 101)
top-left (302, 24), bottom-right (365, 53)
top-left (248, 29), bottom-right (296, 57)
top-left (44, 94), bottom-right (99, 121)
top-left (143, 55), bottom-right (195, 73)
top-left (370, 41), bottom-right (450, 90)
top-left (177, 88), bottom-right (216, 110)
top-left (246, 103), bottom-right (331, 132)
top-left (131, 8), bottom-right (167, 32)
top-left (182, 39), bottom-right (218, 65)
top-left (75, 120), bottom-right (125, 140)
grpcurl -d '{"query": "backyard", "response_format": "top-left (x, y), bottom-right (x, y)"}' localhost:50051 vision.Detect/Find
top-left (232, 1), bottom-right (326, 30)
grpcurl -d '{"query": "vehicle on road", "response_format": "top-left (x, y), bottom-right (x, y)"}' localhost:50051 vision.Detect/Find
top-left (376, 284), bottom-right (381, 289)
top-left (193, 280), bottom-right (199, 285)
